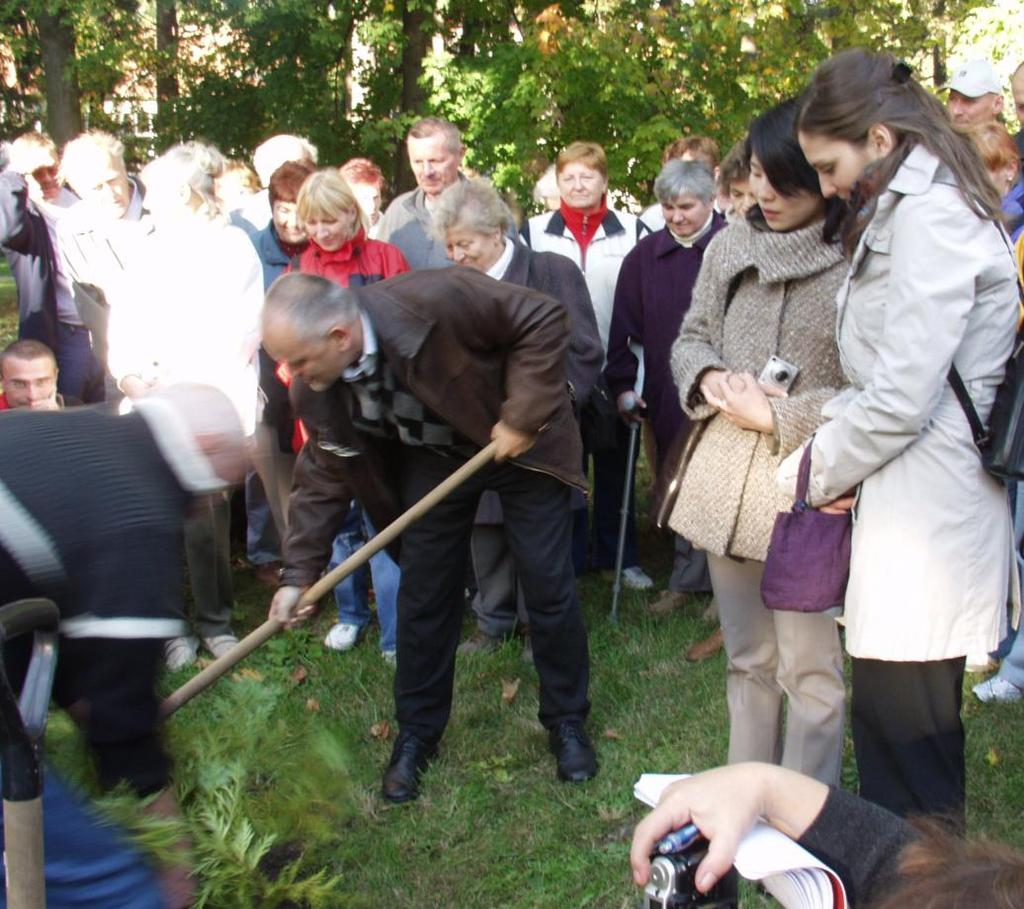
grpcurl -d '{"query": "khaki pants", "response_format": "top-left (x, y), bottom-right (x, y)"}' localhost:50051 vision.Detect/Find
top-left (709, 552), bottom-right (845, 786)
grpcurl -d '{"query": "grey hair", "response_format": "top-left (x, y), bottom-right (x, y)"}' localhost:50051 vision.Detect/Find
top-left (432, 178), bottom-right (514, 239)
top-left (143, 141), bottom-right (226, 221)
top-left (408, 117), bottom-right (463, 154)
top-left (653, 159), bottom-right (716, 205)
top-left (262, 272), bottom-right (360, 342)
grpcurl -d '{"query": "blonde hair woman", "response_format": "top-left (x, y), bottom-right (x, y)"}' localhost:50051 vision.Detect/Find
top-left (292, 169), bottom-right (407, 284)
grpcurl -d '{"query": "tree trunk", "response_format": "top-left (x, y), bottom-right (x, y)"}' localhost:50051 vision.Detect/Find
top-left (931, 0), bottom-right (947, 88)
top-left (156, 0), bottom-right (180, 102)
top-left (36, 6), bottom-right (82, 144)
top-left (155, 0), bottom-right (179, 137)
top-left (395, 0), bottom-right (433, 192)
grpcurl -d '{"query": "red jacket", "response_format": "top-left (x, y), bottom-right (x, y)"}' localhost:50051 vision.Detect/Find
top-left (292, 231), bottom-right (410, 287)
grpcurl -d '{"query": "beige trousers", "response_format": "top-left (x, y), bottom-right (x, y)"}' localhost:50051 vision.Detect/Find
top-left (708, 552), bottom-right (845, 786)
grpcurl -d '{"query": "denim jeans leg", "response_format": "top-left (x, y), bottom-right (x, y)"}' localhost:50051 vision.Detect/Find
top-left (330, 505), bottom-right (371, 628)
top-left (365, 513), bottom-right (400, 653)
top-left (245, 471), bottom-right (281, 565)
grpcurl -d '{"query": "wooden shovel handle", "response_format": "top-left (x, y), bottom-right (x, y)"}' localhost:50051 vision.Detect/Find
top-left (159, 441), bottom-right (499, 719)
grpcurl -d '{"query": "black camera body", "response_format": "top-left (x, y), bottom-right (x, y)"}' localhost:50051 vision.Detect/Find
top-left (641, 842), bottom-right (739, 909)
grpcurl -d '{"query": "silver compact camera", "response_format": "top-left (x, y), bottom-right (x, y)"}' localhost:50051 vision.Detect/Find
top-left (642, 843), bottom-right (739, 908)
top-left (758, 355), bottom-right (800, 394)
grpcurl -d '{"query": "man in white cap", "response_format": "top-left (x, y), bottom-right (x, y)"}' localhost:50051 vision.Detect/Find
top-left (946, 59), bottom-right (1005, 129)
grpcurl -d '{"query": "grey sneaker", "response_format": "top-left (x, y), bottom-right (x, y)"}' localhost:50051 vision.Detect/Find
top-left (203, 634), bottom-right (239, 659)
top-left (621, 566), bottom-right (654, 590)
top-left (457, 630), bottom-right (503, 655)
top-left (973, 676), bottom-right (1023, 704)
top-left (164, 636), bottom-right (199, 672)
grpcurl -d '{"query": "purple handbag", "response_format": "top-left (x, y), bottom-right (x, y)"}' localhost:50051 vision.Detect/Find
top-left (760, 440), bottom-right (851, 613)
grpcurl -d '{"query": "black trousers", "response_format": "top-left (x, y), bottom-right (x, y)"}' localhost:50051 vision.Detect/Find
top-left (851, 656), bottom-right (966, 830)
top-left (394, 448), bottom-right (590, 742)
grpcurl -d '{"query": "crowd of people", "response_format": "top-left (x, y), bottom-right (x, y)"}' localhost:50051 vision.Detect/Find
top-left (2, 45), bottom-right (1024, 908)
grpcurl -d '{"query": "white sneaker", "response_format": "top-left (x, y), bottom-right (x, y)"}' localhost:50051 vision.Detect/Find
top-left (973, 676), bottom-right (1023, 704)
top-left (203, 634), bottom-right (239, 659)
top-left (324, 622), bottom-right (363, 652)
top-left (164, 636), bottom-right (199, 672)
top-left (621, 566), bottom-right (654, 590)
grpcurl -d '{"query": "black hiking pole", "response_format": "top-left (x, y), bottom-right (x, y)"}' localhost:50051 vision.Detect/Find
top-left (0, 598), bottom-right (60, 909)
top-left (610, 412), bottom-right (643, 625)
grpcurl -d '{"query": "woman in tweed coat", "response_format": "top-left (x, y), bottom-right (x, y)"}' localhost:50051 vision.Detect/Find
top-left (669, 100), bottom-right (848, 785)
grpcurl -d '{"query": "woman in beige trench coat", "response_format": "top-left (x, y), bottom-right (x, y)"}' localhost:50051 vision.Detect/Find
top-left (794, 49), bottom-right (1019, 827)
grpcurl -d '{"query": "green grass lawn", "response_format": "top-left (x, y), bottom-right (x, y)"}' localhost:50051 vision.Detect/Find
top-left (2, 288), bottom-right (1020, 907)
top-left (46, 520), bottom-right (1024, 909)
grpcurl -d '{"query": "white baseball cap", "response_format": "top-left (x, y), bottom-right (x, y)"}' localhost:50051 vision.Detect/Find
top-left (947, 59), bottom-right (1002, 98)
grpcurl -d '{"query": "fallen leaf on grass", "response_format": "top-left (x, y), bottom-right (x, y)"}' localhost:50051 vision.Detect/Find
top-left (501, 678), bottom-right (521, 704)
top-left (306, 698), bottom-right (320, 713)
top-left (290, 665), bottom-right (308, 683)
top-left (603, 728), bottom-right (621, 740)
top-left (231, 667), bottom-right (264, 682)
top-left (195, 657), bottom-right (213, 670)
top-left (987, 746), bottom-right (1001, 767)
top-left (370, 720), bottom-right (391, 740)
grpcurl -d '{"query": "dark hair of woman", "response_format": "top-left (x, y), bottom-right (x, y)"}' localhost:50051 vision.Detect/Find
top-left (798, 48), bottom-right (1003, 255)
top-left (743, 98), bottom-right (845, 243)
top-left (870, 818), bottom-right (1024, 909)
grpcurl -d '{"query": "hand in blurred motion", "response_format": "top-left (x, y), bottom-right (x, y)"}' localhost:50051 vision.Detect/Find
top-left (269, 585), bottom-right (314, 628)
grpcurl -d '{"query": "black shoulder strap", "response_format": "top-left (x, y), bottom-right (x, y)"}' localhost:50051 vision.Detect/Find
top-left (948, 224), bottom-right (1024, 447)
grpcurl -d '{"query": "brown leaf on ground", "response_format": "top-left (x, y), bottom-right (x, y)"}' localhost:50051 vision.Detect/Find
top-left (306, 697), bottom-right (320, 713)
top-left (232, 667), bottom-right (263, 682)
top-left (195, 657), bottom-right (213, 670)
top-left (370, 720), bottom-right (391, 740)
top-left (501, 678), bottom-right (521, 704)
top-left (290, 665), bottom-right (308, 683)
top-left (987, 746), bottom-right (1001, 767)
top-left (603, 728), bottom-right (621, 740)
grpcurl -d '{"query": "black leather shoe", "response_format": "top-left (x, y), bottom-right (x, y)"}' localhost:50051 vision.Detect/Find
top-left (548, 721), bottom-right (598, 782)
top-left (381, 732), bottom-right (437, 803)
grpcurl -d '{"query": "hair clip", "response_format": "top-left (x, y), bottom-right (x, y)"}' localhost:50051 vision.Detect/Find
top-left (892, 61), bottom-right (912, 84)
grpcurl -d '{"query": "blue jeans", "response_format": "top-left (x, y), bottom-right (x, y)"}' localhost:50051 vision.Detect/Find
top-left (329, 503), bottom-right (399, 652)
top-left (245, 471), bottom-right (281, 566)
top-left (56, 322), bottom-right (105, 404)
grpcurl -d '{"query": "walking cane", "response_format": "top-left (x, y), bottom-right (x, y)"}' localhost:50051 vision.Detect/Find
top-left (610, 344), bottom-right (645, 624)
top-left (160, 441), bottom-right (500, 719)
top-left (610, 416), bottom-right (642, 625)
top-left (0, 598), bottom-right (60, 909)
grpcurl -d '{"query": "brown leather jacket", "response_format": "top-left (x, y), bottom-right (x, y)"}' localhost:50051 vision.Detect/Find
top-left (281, 267), bottom-right (587, 587)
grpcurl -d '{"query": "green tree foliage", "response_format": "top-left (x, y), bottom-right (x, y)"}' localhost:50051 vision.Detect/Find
top-left (425, 0), bottom-right (997, 204)
top-left (0, 0), bottom-right (1017, 204)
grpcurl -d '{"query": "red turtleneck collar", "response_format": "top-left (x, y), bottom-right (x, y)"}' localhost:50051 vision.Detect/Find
top-left (560, 195), bottom-right (607, 265)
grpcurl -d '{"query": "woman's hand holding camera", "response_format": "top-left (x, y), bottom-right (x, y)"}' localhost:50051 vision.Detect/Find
top-left (630, 763), bottom-right (829, 894)
top-left (702, 370), bottom-right (785, 434)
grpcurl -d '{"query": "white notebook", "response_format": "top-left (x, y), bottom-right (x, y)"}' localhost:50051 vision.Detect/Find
top-left (634, 773), bottom-right (848, 909)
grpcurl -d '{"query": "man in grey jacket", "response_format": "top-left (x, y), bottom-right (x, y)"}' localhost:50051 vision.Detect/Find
top-left (376, 118), bottom-right (465, 269)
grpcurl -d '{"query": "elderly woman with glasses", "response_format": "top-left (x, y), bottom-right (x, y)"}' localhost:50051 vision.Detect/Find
top-left (433, 177), bottom-right (602, 655)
